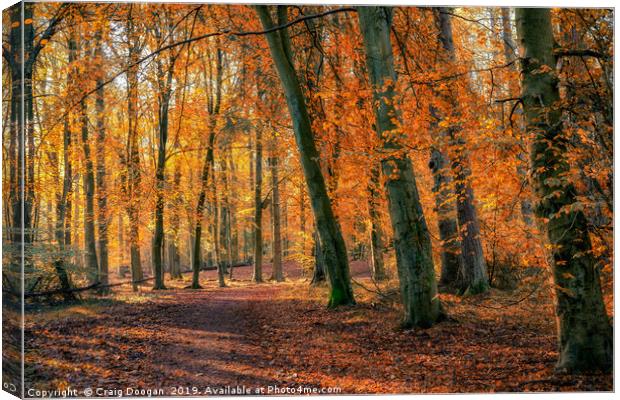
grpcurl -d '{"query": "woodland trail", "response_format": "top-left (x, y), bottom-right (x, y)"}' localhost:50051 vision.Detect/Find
top-left (24, 263), bottom-right (612, 395)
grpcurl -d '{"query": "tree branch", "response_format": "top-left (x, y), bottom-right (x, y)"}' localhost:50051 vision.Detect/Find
top-left (28, 3), bottom-right (73, 67)
top-left (49, 6), bottom-right (357, 132)
top-left (554, 48), bottom-right (610, 60)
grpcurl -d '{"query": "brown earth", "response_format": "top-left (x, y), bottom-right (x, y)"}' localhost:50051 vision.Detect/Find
top-left (23, 261), bottom-right (612, 396)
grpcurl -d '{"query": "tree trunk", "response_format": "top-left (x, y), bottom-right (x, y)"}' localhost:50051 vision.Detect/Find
top-left (169, 166), bottom-right (182, 279)
top-left (94, 32), bottom-right (109, 292)
top-left (210, 166), bottom-right (226, 288)
top-left (256, 5), bottom-right (354, 307)
top-left (358, 6), bottom-right (441, 327)
top-left (191, 47), bottom-right (223, 289)
top-left (125, 10), bottom-right (143, 290)
top-left (7, 3), bottom-right (36, 251)
top-left (501, 8), bottom-right (534, 226)
top-left (80, 98), bottom-right (99, 284)
top-left (310, 228), bottom-right (325, 284)
top-left (253, 121), bottom-right (264, 283)
top-left (219, 143), bottom-right (233, 274)
top-left (429, 141), bottom-right (463, 288)
top-left (367, 163), bottom-right (386, 281)
top-left (152, 62), bottom-right (173, 291)
top-left (436, 8), bottom-right (488, 294)
top-left (192, 125), bottom-right (216, 289)
top-left (269, 155), bottom-right (283, 282)
top-left (516, 7), bottom-right (612, 373)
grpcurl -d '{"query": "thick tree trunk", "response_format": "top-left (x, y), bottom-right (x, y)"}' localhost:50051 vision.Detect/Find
top-left (7, 3), bottom-right (36, 249)
top-left (269, 156), bottom-right (283, 281)
top-left (256, 5), bottom-right (354, 307)
top-left (516, 7), bottom-right (612, 372)
top-left (80, 100), bottom-right (99, 284)
top-left (23, 8), bottom-right (35, 247)
top-left (253, 123), bottom-right (264, 283)
top-left (436, 8), bottom-right (488, 294)
top-left (358, 6), bottom-right (441, 327)
top-left (94, 32), bottom-right (109, 292)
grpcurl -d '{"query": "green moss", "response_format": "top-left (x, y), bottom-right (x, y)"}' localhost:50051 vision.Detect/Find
top-left (327, 284), bottom-right (355, 308)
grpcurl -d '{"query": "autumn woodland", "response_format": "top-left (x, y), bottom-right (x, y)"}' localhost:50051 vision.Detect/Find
top-left (1, 1), bottom-right (614, 396)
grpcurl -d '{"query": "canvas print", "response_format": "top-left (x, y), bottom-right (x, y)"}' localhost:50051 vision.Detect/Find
top-left (1, 1), bottom-right (614, 397)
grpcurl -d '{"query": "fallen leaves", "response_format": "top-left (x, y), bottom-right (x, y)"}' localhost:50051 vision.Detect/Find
top-left (23, 269), bottom-right (611, 395)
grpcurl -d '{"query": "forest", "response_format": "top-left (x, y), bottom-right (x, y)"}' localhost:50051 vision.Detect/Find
top-left (1, 2), bottom-right (614, 396)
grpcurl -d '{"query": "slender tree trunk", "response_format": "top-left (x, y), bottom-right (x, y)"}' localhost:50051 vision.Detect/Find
top-left (125, 11), bottom-right (143, 290)
top-left (169, 166), bottom-right (182, 279)
top-left (501, 8), bottom-right (534, 226)
top-left (228, 152), bottom-right (239, 276)
top-left (219, 144), bottom-right (233, 274)
top-left (117, 214), bottom-right (123, 274)
top-left (152, 68), bottom-right (172, 291)
top-left (192, 125), bottom-right (216, 289)
top-left (80, 98), bottom-right (99, 284)
top-left (516, 7), bottom-right (612, 373)
top-left (253, 122), bottom-right (264, 283)
top-left (270, 155), bottom-right (283, 281)
top-left (94, 32), bottom-right (109, 292)
top-left (210, 164), bottom-right (226, 288)
top-left (191, 47), bottom-right (223, 289)
top-left (256, 5), bottom-right (354, 306)
top-left (358, 6), bottom-right (441, 327)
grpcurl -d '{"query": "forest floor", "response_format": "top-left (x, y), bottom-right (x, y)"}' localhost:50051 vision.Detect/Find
top-left (24, 261), bottom-right (612, 395)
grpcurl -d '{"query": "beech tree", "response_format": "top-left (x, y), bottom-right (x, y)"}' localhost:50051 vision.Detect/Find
top-left (516, 7), bottom-right (612, 372)
top-left (357, 6), bottom-right (441, 327)
top-left (256, 5), bottom-right (354, 307)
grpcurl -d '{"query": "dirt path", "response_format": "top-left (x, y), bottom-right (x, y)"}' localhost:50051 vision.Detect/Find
top-left (26, 284), bottom-right (299, 396)
top-left (24, 271), bottom-right (612, 395)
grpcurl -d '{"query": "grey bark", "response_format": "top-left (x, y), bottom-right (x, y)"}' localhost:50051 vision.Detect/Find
top-left (516, 7), bottom-right (612, 372)
top-left (358, 6), bottom-right (441, 327)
